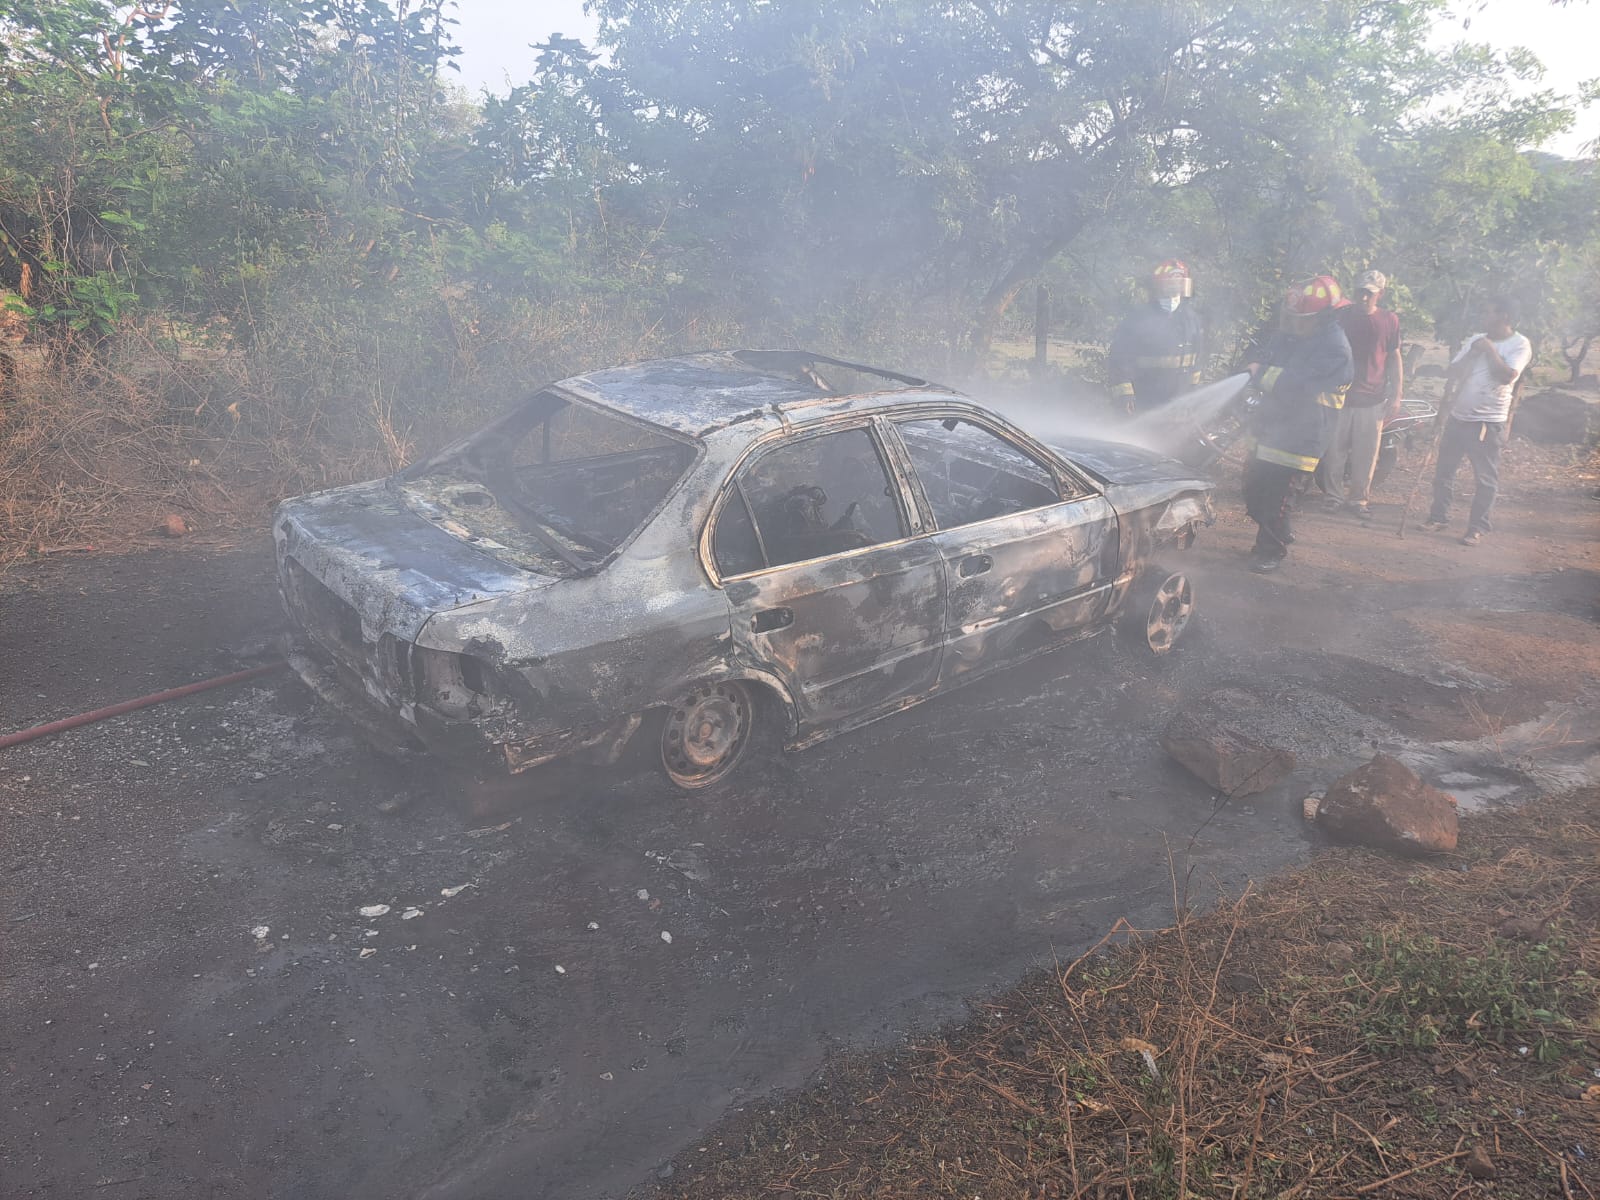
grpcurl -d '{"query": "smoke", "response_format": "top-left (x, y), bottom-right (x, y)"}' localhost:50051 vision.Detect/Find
top-left (980, 372), bottom-right (1254, 461)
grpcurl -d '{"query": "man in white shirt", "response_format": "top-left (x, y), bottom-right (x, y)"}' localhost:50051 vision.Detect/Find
top-left (1423, 297), bottom-right (1532, 545)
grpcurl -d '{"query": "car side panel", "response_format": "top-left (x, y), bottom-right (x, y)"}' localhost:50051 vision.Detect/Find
top-left (722, 540), bottom-right (946, 734)
top-left (927, 495), bottom-right (1117, 685)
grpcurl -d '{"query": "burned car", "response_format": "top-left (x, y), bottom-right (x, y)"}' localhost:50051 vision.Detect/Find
top-left (275, 351), bottom-right (1213, 790)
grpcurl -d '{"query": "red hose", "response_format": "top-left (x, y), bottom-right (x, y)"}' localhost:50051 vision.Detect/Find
top-left (0, 661), bottom-right (288, 750)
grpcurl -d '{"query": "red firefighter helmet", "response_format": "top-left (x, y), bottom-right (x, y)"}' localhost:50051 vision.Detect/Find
top-left (1285, 275), bottom-right (1349, 315)
top-left (1151, 259), bottom-right (1192, 297)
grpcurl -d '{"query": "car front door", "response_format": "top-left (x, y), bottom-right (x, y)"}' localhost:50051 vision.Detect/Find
top-left (707, 422), bottom-right (945, 736)
top-left (889, 413), bottom-right (1116, 687)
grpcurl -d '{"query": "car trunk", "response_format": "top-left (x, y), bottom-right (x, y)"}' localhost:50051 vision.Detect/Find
top-left (275, 481), bottom-right (553, 658)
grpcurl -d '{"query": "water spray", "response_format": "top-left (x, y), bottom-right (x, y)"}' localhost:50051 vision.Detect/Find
top-left (982, 372), bottom-right (1255, 464)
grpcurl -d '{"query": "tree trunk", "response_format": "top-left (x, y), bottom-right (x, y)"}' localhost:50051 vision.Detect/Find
top-left (966, 216), bottom-right (1081, 371)
top-left (1563, 334), bottom-right (1592, 383)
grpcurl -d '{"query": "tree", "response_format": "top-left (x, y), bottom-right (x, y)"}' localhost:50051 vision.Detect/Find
top-left (0, 0), bottom-right (468, 345)
top-left (583, 0), bottom-right (1577, 367)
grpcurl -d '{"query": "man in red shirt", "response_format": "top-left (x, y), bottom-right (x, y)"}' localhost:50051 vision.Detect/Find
top-left (1324, 270), bottom-right (1403, 518)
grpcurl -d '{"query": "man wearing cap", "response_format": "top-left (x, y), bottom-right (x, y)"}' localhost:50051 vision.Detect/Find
top-left (1324, 270), bottom-right (1403, 519)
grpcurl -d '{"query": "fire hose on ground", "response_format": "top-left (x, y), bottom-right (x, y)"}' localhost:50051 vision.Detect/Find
top-left (0, 661), bottom-right (288, 750)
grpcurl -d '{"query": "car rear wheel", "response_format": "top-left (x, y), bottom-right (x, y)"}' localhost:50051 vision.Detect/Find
top-left (1122, 569), bottom-right (1196, 655)
top-left (659, 680), bottom-right (758, 791)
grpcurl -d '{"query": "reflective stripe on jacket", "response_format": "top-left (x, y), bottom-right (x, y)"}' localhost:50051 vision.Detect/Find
top-left (1107, 303), bottom-right (1205, 407)
top-left (1250, 317), bottom-right (1354, 470)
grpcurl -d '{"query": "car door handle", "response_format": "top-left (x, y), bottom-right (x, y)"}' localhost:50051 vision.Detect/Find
top-left (751, 607), bottom-right (794, 634)
top-left (958, 554), bottom-right (993, 578)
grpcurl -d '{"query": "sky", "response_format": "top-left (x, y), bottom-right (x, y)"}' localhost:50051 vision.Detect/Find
top-left (449, 0), bottom-right (595, 93)
top-left (446, 1), bottom-right (1598, 156)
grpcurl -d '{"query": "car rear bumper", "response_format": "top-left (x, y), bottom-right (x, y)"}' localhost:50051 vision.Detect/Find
top-left (284, 638), bottom-right (639, 776)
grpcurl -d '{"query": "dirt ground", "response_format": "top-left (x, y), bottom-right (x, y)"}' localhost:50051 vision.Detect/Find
top-left (648, 785), bottom-right (1600, 1199)
top-left (1, 427), bottom-right (1596, 1200)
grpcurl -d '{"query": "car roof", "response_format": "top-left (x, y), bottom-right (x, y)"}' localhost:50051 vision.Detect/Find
top-left (553, 350), bottom-right (955, 437)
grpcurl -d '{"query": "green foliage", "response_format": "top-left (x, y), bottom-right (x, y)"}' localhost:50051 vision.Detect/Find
top-left (0, 0), bottom-right (1595, 474)
top-left (1348, 928), bottom-right (1592, 1059)
top-left (6, 264), bottom-right (138, 337)
top-left (580, 0), bottom-right (1595, 366)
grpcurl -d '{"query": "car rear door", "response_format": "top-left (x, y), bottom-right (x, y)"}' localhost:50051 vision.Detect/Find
top-left (887, 412), bottom-right (1116, 687)
top-left (706, 421), bottom-right (946, 735)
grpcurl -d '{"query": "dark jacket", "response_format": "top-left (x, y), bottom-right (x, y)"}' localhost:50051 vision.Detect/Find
top-left (1251, 317), bottom-right (1354, 470)
top-left (1107, 302), bottom-right (1205, 410)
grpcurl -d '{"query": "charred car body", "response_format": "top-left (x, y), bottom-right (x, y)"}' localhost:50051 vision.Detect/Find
top-left (275, 351), bottom-right (1213, 789)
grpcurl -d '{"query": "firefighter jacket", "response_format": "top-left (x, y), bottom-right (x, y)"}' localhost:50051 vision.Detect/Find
top-left (1107, 302), bottom-right (1205, 409)
top-left (1249, 317), bottom-right (1354, 472)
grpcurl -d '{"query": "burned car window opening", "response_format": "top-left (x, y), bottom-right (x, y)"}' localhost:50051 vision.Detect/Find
top-left (732, 426), bottom-right (906, 571)
top-left (712, 485), bottom-right (765, 577)
top-left (896, 418), bottom-right (1062, 530)
top-left (399, 392), bottom-right (697, 576)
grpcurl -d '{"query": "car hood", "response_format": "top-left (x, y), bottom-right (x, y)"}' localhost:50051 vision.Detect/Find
top-left (275, 480), bottom-right (555, 643)
top-left (1045, 436), bottom-right (1214, 521)
top-left (1045, 435), bottom-right (1204, 487)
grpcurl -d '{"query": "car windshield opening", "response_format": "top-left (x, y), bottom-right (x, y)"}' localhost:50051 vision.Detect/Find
top-left (399, 392), bottom-right (697, 575)
top-left (896, 417), bottom-right (1061, 528)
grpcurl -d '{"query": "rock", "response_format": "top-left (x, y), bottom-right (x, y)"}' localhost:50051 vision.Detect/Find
top-left (161, 513), bottom-right (188, 537)
top-left (1465, 1144), bottom-right (1496, 1180)
top-left (1315, 924), bottom-right (1343, 941)
top-left (1324, 942), bottom-right (1356, 969)
top-left (1495, 915), bottom-right (1548, 941)
top-left (1301, 794), bottom-right (1322, 821)
top-left (1315, 754), bottom-right (1458, 855)
top-left (1514, 389), bottom-right (1595, 444)
top-left (1160, 712), bottom-right (1297, 796)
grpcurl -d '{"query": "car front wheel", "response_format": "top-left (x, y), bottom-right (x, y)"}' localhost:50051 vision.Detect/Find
top-left (659, 680), bottom-right (758, 791)
top-left (1121, 569), bottom-right (1196, 655)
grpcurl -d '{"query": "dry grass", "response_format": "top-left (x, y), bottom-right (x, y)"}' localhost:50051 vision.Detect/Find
top-left (0, 297), bottom-right (741, 567)
top-left (0, 331), bottom-right (317, 560)
top-left (651, 790), bottom-right (1600, 1200)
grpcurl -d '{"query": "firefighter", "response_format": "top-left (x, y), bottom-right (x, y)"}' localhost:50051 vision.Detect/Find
top-left (1241, 276), bottom-right (1354, 573)
top-left (1107, 259), bottom-right (1205, 414)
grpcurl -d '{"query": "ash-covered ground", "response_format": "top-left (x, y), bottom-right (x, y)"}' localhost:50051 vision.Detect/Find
top-left (2, 447), bottom-right (1596, 1200)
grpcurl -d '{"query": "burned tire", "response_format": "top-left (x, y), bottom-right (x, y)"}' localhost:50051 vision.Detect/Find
top-left (1119, 569), bottom-right (1196, 656)
top-left (657, 680), bottom-right (761, 791)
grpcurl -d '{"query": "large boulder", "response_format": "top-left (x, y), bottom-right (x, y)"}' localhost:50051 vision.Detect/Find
top-left (1161, 712), bottom-right (1297, 796)
top-left (1315, 754), bottom-right (1458, 855)
top-left (1514, 389), bottom-right (1596, 445)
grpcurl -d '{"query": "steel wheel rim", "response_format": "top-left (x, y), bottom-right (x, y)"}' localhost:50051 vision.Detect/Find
top-left (1145, 573), bottom-right (1194, 654)
top-left (661, 682), bottom-right (753, 789)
